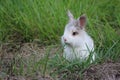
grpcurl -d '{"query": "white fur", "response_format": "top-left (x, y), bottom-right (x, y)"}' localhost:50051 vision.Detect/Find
top-left (61, 11), bottom-right (95, 62)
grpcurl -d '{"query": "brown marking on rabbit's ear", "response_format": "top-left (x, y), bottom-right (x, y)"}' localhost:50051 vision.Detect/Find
top-left (79, 14), bottom-right (86, 29)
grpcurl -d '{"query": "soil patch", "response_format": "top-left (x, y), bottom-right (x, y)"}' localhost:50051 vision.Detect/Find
top-left (0, 43), bottom-right (59, 80)
top-left (83, 62), bottom-right (120, 80)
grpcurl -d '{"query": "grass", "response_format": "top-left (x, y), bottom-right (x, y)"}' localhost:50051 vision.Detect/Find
top-left (0, 0), bottom-right (120, 79)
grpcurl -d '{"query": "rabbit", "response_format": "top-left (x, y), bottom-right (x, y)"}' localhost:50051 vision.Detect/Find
top-left (61, 10), bottom-right (95, 62)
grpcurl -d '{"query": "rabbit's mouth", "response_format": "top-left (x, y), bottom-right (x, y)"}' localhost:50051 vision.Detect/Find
top-left (64, 42), bottom-right (72, 47)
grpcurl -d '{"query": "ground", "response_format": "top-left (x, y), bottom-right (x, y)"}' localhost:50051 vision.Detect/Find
top-left (0, 43), bottom-right (120, 80)
top-left (83, 61), bottom-right (120, 80)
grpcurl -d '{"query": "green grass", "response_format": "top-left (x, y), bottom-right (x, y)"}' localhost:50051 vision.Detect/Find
top-left (0, 0), bottom-right (120, 45)
top-left (0, 0), bottom-right (120, 79)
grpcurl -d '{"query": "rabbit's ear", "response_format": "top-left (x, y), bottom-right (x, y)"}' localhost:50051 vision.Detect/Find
top-left (79, 14), bottom-right (86, 29)
top-left (67, 10), bottom-right (74, 22)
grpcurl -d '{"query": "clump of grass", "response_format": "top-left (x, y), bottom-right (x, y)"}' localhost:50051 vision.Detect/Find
top-left (47, 41), bottom-right (120, 79)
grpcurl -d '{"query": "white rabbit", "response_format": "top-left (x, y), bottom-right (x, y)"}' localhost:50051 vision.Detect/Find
top-left (61, 10), bottom-right (95, 62)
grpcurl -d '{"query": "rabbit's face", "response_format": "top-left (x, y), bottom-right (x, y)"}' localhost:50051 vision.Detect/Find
top-left (61, 21), bottom-right (83, 47)
top-left (61, 10), bottom-right (86, 48)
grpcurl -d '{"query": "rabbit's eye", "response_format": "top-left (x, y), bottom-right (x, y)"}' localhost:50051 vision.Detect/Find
top-left (72, 32), bottom-right (78, 36)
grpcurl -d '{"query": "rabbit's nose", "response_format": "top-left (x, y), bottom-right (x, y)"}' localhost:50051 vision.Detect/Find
top-left (63, 37), bottom-right (67, 42)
